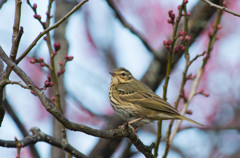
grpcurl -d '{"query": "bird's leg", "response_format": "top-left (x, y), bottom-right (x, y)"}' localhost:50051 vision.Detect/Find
top-left (118, 118), bottom-right (142, 129)
top-left (128, 118), bottom-right (142, 125)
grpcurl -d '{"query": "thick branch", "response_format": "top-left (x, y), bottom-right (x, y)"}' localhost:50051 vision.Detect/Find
top-left (0, 127), bottom-right (87, 158)
top-left (0, 46), bottom-right (153, 157)
top-left (3, 99), bottom-right (40, 158)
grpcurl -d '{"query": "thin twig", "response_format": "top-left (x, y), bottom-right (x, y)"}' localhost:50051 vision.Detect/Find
top-left (202, 0), bottom-right (240, 17)
top-left (16, 0), bottom-right (89, 64)
top-left (164, 4), bottom-right (190, 157)
top-left (0, 127), bottom-right (87, 158)
top-left (154, 3), bottom-right (185, 157)
top-left (169, 4), bottom-right (223, 144)
top-left (0, 80), bottom-right (29, 89)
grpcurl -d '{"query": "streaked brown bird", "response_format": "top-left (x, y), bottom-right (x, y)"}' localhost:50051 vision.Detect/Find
top-left (109, 67), bottom-right (203, 127)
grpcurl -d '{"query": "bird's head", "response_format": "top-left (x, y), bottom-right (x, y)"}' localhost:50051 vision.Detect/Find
top-left (109, 67), bottom-right (134, 84)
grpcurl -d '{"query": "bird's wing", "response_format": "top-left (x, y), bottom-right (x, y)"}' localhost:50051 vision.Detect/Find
top-left (116, 82), bottom-right (179, 115)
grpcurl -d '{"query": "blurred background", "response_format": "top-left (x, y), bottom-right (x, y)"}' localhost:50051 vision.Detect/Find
top-left (0, 0), bottom-right (240, 157)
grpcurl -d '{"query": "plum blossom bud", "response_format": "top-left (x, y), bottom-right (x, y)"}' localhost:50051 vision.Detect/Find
top-left (177, 5), bottom-right (181, 10)
top-left (185, 35), bottom-right (191, 41)
top-left (51, 97), bottom-right (55, 101)
top-left (39, 57), bottom-right (44, 62)
top-left (59, 60), bottom-right (64, 66)
top-left (50, 82), bottom-right (54, 87)
top-left (53, 51), bottom-right (57, 56)
top-left (217, 24), bottom-right (222, 29)
top-left (186, 110), bottom-right (192, 115)
top-left (167, 19), bottom-right (173, 24)
top-left (183, 0), bottom-right (188, 4)
top-left (67, 56), bottom-right (73, 61)
top-left (33, 3), bottom-right (37, 11)
top-left (44, 81), bottom-right (50, 86)
top-left (30, 58), bottom-right (36, 64)
top-left (40, 62), bottom-right (45, 67)
top-left (54, 42), bottom-right (61, 51)
top-left (47, 75), bottom-right (51, 81)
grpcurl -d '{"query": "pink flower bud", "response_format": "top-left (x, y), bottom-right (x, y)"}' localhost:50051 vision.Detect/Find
top-left (67, 56), bottom-right (73, 61)
top-left (53, 51), bottom-right (57, 56)
top-left (217, 24), bottom-right (222, 29)
top-left (17, 142), bottom-right (21, 148)
top-left (51, 97), bottom-right (55, 101)
top-left (167, 39), bottom-right (172, 45)
top-left (177, 5), bottom-right (181, 10)
top-left (186, 110), bottom-right (192, 115)
top-left (222, 1), bottom-right (227, 7)
top-left (185, 35), bottom-right (191, 41)
top-left (47, 75), bottom-right (51, 81)
top-left (50, 82), bottom-right (54, 87)
top-left (41, 22), bottom-right (46, 27)
top-left (167, 19), bottom-right (173, 24)
top-left (163, 40), bottom-right (167, 46)
top-left (43, 36), bottom-right (47, 41)
top-left (216, 36), bottom-right (220, 40)
top-left (33, 3), bottom-right (37, 10)
top-left (59, 60), bottom-right (64, 66)
top-left (183, 0), bottom-right (188, 4)
top-left (39, 57), bottom-right (44, 62)
top-left (40, 62), bottom-right (45, 67)
top-left (54, 42), bottom-right (61, 51)
top-left (64, 54), bottom-right (68, 59)
top-left (180, 36), bottom-right (185, 41)
top-left (30, 58), bottom-right (36, 64)
top-left (170, 13), bottom-right (175, 19)
top-left (61, 68), bottom-right (65, 74)
top-left (33, 14), bottom-right (38, 19)
top-left (45, 81), bottom-right (50, 86)
top-left (180, 44), bottom-right (185, 50)
top-left (174, 46), bottom-right (180, 53)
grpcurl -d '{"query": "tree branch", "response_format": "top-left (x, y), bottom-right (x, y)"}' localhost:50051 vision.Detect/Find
top-left (0, 46), bottom-right (153, 157)
top-left (0, 127), bottom-right (87, 158)
top-left (3, 99), bottom-right (40, 158)
top-left (202, 0), bottom-right (240, 17)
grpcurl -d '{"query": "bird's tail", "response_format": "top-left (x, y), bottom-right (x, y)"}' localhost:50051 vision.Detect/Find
top-left (173, 114), bottom-right (203, 126)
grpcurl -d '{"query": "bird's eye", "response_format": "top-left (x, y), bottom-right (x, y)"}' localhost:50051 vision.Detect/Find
top-left (121, 73), bottom-right (126, 76)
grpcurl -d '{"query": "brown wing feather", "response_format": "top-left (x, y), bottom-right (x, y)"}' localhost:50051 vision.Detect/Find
top-left (116, 81), bottom-right (179, 115)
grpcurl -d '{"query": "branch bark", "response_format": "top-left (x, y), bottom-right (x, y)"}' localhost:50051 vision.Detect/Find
top-left (0, 46), bottom-right (153, 157)
top-left (0, 127), bottom-right (87, 158)
top-left (3, 99), bottom-right (40, 158)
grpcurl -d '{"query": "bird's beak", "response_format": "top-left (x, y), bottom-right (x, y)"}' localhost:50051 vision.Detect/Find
top-left (109, 72), bottom-right (116, 76)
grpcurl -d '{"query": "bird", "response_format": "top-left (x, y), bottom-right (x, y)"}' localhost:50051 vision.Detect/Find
top-left (108, 67), bottom-right (203, 127)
